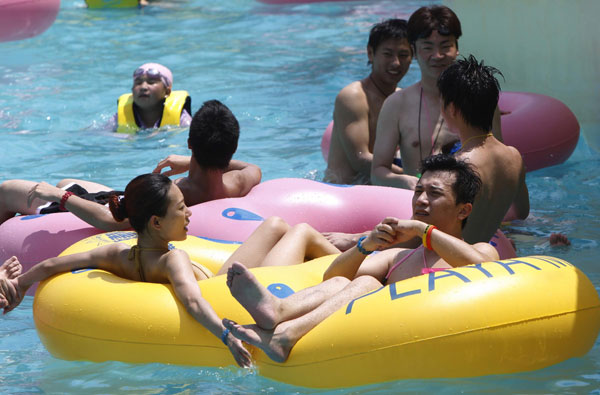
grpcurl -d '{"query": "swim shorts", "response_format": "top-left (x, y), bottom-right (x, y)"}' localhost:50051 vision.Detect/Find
top-left (38, 183), bottom-right (124, 214)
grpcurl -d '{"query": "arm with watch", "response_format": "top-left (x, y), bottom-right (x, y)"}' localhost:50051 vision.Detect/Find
top-left (322, 217), bottom-right (498, 281)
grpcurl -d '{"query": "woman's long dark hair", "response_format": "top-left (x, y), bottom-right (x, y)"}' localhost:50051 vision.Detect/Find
top-left (108, 173), bottom-right (172, 233)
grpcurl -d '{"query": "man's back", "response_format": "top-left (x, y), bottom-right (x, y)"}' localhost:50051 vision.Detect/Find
top-left (175, 160), bottom-right (262, 207)
top-left (458, 138), bottom-right (528, 243)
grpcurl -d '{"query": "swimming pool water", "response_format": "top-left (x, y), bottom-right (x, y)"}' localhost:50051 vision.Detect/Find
top-left (1, 0), bottom-right (600, 392)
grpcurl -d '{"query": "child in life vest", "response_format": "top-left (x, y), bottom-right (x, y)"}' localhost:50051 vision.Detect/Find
top-left (110, 63), bottom-right (191, 133)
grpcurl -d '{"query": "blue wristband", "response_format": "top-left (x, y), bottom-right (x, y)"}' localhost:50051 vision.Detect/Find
top-left (221, 328), bottom-right (230, 345)
top-left (356, 236), bottom-right (373, 255)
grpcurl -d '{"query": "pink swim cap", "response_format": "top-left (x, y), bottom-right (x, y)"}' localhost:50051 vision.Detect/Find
top-left (133, 63), bottom-right (173, 88)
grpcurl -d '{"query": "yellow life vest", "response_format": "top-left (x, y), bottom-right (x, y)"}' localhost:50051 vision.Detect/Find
top-left (85, 0), bottom-right (138, 9)
top-left (116, 90), bottom-right (191, 134)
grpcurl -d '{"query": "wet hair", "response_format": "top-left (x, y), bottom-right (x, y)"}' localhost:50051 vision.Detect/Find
top-left (367, 18), bottom-right (409, 58)
top-left (109, 173), bottom-right (172, 234)
top-left (437, 55), bottom-right (503, 131)
top-left (188, 100), bottom-right (239, 169)
top-left (419, 154), bottom-right (481, 227)
top-left (407, 5), bottom-right (462, 47)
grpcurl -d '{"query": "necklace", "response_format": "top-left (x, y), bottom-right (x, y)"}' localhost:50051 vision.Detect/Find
top-left (369, 74), bottom-right (390, 98)
top-left (418, 87), bottom-right (444, 164)
top-left (459, 132), bottom-right (493, 151)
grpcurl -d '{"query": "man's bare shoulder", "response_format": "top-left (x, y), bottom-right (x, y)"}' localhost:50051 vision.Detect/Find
top-left (473, 241), bottom-right (500, 261)
top-left (335, 80), bottom-right (368, 112)
top-left (382, 81), bottom-right (420, 108)
top-left (491, 140), bottom-right (525, 166)
top-left (504, 143), bottom-right (523, 160)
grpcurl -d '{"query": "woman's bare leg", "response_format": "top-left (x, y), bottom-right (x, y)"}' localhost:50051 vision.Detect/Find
top-left (0, 180), bottom-right (44, 223)
top-left (217, 216), bottom-right (292, 275)
top-left (218, 217), bottom-right (340, 275)
top-left (56, 178), bottom-right (113, 193)
top-left (260, 222), bottom-right (340, 267)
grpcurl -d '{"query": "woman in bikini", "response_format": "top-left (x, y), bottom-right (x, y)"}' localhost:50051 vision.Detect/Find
top-left (219, 154), bottom-right (500, 363)
top-left (0, 173), bottom-right (339, 367)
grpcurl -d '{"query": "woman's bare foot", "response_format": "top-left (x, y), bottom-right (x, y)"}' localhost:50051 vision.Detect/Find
top-left (222, 318), bottom-right (292, 363)
top-left (549, 233), bottom-right (571, 247)
top-left (227, 261), bottom-right (280, 329)
top-left (0, 256), bottom-right (21, 281)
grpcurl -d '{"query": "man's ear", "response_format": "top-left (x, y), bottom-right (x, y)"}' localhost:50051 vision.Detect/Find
top-left (367, 45), bottom-right (375, 65)
top-left (457, 202), bottom-right (472, 222)
top-left (447, 102), bottom-right (459, 118)
top-left (443, 102), bottom-right (463, 125)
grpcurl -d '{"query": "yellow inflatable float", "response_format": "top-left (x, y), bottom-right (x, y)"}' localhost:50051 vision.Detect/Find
top-left (34, 231), bottom-right (600, 388)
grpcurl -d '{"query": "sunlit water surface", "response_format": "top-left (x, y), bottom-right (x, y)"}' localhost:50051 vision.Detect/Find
top-left (1, 0), bottom-right (600, 392)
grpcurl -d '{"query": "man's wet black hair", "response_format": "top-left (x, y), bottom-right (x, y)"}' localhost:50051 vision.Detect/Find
top-left (419, 153), bottom-right (482, 228)
top-left (407, 5), bottom-right (462, 47)
top-left (437, 55), bottom-right (503, 132)
top-left (188, 100), bottom-right (239, 169)
top-left (367, 18), bottom-right (409, 63)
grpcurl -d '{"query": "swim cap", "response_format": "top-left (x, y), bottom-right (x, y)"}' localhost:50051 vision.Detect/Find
top-left (133, 63), bottom-right (173, 88)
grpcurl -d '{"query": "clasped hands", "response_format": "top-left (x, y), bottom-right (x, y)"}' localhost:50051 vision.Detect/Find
top-left (360, 217), bottom-right (427, 252)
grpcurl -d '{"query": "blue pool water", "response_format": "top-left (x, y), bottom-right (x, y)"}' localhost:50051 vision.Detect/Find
top-left (2, 0), bottom-right (600, 392)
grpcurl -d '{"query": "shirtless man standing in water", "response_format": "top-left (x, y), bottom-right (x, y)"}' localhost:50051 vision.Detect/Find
top-left (370, 5), bottom-right (503, 191)
top-left (327, 55), bottom-right (528, 248)
top-left (324, 19), bottom-right (412, 185)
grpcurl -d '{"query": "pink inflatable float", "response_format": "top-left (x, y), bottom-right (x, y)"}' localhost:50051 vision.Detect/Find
top-left (499, 92), bottom-right (579, 171)
top-left (322, 91), bottom-right (580, 172)
top-left (0, 0), bottom-right (60, 43)
top-left (0, 178), bottom-right (515, 295)
top-left (0, 179), bottom-right (409, 270)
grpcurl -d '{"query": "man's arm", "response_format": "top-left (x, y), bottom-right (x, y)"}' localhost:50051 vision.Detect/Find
top-left (153, 155), bottom-right (191, 176)
top-left (323, 217), bottom-right (403, 281)
top-left (322, 231), bottom-right (368, 252)
top-left (28, 183), bottom-right (130, 231)
top-left (223, 160), bottom-right (262, 197)
top-left (390, 219), bottom-right (499, 267)
top-left (333, 87), bottom-right (373, 176)
top-left (371, 95), bottom-right (418, 190)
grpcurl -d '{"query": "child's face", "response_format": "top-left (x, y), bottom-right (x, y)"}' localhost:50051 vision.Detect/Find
top-left (131, 74), bottom-right (170, 109)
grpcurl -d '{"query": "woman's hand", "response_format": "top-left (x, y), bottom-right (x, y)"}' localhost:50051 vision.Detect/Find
top-left (0, 278), bottom-right (22, 315)
top-left (226, 333), bottom-right (253, 368)
top-left (27, 182), bottom-right (63, 207)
